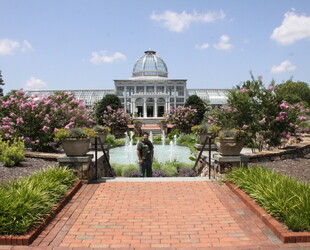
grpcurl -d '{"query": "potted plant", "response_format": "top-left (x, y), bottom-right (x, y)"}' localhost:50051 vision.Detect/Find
top-left (91, 125), bottom-right (110, 145)
top-left (215, 128), bottom-right (246, 156)
top-left (54, 127), bottom-right (95, 156)
top-left (191, 124), bottom-right (211, 144)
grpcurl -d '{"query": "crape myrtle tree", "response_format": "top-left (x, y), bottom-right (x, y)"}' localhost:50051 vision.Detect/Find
top-left (206, 74), bottom-right (309, 151)
top-left (0, 90), bottom-right (93, 152)
top-left (184, 95), bottom-right (209, 125)
top-left (94, 94), bottom-right (122, 124)
top-left (0, 71), bottom-right (4, 97)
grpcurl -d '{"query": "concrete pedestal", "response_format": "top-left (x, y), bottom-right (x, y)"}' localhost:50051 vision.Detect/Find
top-left (57, 148), bottom-right (111, 183)
top-left (213, 154), bottom-right (249, 174)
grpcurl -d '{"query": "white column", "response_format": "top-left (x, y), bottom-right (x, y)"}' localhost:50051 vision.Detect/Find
top-left (154, 98), bottom-right (158, 118)
top-left (143, 98), bottom-right (147, 118)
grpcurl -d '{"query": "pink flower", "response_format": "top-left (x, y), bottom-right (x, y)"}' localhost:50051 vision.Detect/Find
top-left (298, 116), bottom-right (307, 121)
top-left (242, 125), bottom-right (249, 129)
top-left (268, 85), bottom-right (274, 91)
top-left (259, 118), bottom-right (266, 124)
top-left (240, 88), bottom-right (248, 93)
top-left (280, 101), bottom-right (289, 109)
top-left (257, 75), bottom-right (263, 80)
top-left (42, 126), bottom-right (50, 132)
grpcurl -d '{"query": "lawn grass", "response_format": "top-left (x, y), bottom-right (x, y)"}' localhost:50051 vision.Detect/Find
top-left (225, 166), bottom-right (310, 232)
top-left (0, 166), bottom-right (77, 235)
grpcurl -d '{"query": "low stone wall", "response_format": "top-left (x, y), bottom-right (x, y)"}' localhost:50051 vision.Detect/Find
top-left (247, 143), bottom-right (310, 163)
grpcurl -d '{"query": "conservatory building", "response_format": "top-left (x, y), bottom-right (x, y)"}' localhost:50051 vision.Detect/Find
top-left (114, 50), bottom-right (187, 117)
top-left (24, 50), bottom-right (229, 117)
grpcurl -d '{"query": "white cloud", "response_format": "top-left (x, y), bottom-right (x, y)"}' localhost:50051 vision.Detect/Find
top-left (90, 51), bottom-right (127, 64)
top-left (195, 43), bottom-right (210, 49)
top-left (24, 77), bottom-right (48, 90)
top-left (150, 10), bottom-right (225, 32)
top-left (271, 11), bottom-right (310, 45)
top-left (270, 60), bottom-right (296, 74)
top-left (21, 40), bottom-right (34, 52)
top-left (213, 35), bottom-right (233, 50)
top-left (0, 39), bottom-right (33, 55)
top-left (0, 39), bottom-right (20, 55)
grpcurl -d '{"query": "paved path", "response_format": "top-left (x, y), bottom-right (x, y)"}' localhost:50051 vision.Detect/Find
top-left (3, 178), bottom-right (310, 249)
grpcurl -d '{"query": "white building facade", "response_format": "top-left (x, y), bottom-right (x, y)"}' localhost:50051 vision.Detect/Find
top-left (114, 50), bottom-right (187, 117)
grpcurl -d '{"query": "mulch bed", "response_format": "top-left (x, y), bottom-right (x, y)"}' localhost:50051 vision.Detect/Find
top-left (248, 152), bottom-right (310, 183)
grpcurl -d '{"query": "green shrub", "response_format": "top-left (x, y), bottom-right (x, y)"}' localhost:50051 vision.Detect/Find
top-left (0, 138), bottom-right (25, 167)
top-left (0, 166), bottom-right (77, 235)
top-left (106, 134), bottom-right (125, 147)
top-left (225, 166), bottom-right (310, 232)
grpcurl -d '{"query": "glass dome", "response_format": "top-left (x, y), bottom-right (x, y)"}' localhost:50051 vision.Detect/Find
top-left (132, 50), bottom-right (168, 77)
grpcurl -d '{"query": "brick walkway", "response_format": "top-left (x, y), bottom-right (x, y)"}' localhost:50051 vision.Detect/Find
top-left (3, 179), bottom-right (310, 249)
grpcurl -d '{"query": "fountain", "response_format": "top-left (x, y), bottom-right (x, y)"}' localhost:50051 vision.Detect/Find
top-left (161, 130), bottom-right (166, 146)
top-left (149, 131), bottom-right (153, 143)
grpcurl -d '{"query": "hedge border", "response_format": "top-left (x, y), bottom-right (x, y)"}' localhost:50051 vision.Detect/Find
top-left (0, 180), bottom-right (82, 245)
top-left (226, 181), bottom-right (310, 243)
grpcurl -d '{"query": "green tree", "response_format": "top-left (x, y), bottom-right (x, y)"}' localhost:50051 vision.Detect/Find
top-left (275, 80), bottom-right (310, 107)
top-left (184, 95), bottom-right (208, 125)
top-left (0, 71), bottom-right (5, 97)
top-left (94, 94), bottom-right (122, 124)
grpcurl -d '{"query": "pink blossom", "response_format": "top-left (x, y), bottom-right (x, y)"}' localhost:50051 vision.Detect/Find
top-left (242, 125), bottom-right (249, 129)
top-left (42, 126), bottom-right (50, 132)
top-left (10, 113), bottom-right (16, 117)
top-left (240, 88), bottom-right (248, 93)
top-left (257, 75), bottom-right (263, 80)
top-left (259, 118), bottom-right (266, 124)
top-left (298, 116), bottom-right (307, 121)
top-left (268, 85), bottom-right (274, 91)
top-left (280, 101), bottom-right (289, 109)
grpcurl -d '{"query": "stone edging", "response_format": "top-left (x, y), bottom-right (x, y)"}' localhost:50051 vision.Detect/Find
top-left (0, 180), bottom-right (83, 246)
top-left (226, 181), bottom-right (310, 243)
top-left (247, 143), bottom-right (310, 163)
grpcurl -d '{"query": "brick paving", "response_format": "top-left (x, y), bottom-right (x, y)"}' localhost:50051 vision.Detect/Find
top-left (2, 179), bottom-right (310, 249)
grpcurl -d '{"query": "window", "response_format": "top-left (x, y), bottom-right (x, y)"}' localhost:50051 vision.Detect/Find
top-left (146, 86), bottom-right (154, 93)
top-left (127, 86), bottom-right (134, 95)
top-left (156, 86), bottom-right (164, 93)
top-left (170, 97), bottom-right (175, 103)
top-left (176, 86), bottom-right (184, 96)
top-left (136, 86), bottom-right (144, 93)
top-left (167, 86), bottom-right (174, 95)
top-left (176, 98), bottom-right (184, 103)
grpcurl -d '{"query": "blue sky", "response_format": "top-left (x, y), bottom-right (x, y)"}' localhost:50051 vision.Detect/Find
top-left (1, 0), bottom-right (310, 94)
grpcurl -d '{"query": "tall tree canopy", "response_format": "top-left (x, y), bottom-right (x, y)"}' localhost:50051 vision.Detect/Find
top-left (184, 94), bottom-right (208, 125)
top-left (0, 71), bottom-right (5, 97)
top-left (275, 80), bottom-right (310, 107)
top-left (94, 94), bottom-right (122, 124)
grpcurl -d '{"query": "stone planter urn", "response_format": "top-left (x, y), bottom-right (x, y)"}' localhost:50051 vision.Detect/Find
top-left (215, 138), bottom-right (244, 156)
top-left (90, 132), bottom-right (107, 145)
top-left (61, 138), bottom-right (90, 156)
top-left (198, 133), bottom-right (212, 144)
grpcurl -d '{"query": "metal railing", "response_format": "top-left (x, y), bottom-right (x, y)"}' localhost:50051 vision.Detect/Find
top-left (94, 137), bottom-right (113, 178)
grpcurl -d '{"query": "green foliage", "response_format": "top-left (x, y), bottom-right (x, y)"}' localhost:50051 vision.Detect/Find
top-left (225, 166), bottom-right (310, 232)
top-left (275, 80), bottom-right (310, 107)
top-left (0, 70), bottom-right (4, 97)
top-left (168, 129), bottom-right (180, 140)
top-left (0, 138), bottom-right (25, 167)
top-left (92, 125), bottom-right (110, 134)
top-left (111, 159), bottom-right (192, 177)
top-left (94, 94), bottom-right (122, 124)
top-left (106, 133), bottom-right (125, 147)
top-left (191, 124), bottom-right (210, 134)
top-left (0, 167), bottom-right (77, 235)
top-left (177, 133), bottom-right (198, 146)
top-left (54, 127), bottom-right (95, 141)
top-left (185, 95), bottom-right (209, 125)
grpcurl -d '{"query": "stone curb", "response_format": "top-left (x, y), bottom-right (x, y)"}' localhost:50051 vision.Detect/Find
top-left (0, 180), bottom-right (83, 246)
top-left (226, 181), bottom-right (310, 243)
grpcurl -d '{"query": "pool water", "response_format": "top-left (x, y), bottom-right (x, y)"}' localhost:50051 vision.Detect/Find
top-left (110, 144), bottom-right (193, 165)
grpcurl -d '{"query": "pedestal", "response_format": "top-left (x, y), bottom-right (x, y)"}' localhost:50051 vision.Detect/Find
top-left (213, 154), bottom-right (249, 174)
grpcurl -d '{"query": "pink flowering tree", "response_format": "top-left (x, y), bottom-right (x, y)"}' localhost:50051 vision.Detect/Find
top-left (0, 90), bottom-right (93, 152)
top-left (206, 74), bottom-right (309, 150)
top-left (165, 106), bottom-right (197, 133)
top-left (101, 106), bottom-right (133, 138)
